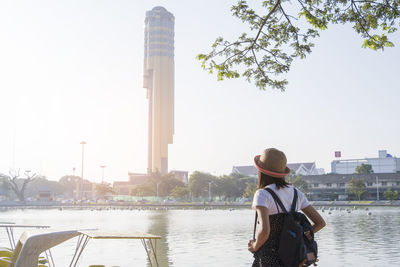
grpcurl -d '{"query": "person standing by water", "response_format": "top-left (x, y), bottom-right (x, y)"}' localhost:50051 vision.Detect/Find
top-left (248, 148), bottom-right (326, 266)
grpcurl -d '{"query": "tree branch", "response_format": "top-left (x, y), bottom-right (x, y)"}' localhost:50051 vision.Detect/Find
top-left (351, 0), bottom-right (374, 39)
top-left (250, 0), bottom-right (281, 49)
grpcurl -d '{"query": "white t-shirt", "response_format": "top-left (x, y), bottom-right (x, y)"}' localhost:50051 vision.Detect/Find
top-left (252, 184), bottom-right (310, 215)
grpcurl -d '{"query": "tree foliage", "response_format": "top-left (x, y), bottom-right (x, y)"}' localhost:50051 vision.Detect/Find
top-left (0, 170), bottom-right (37, 202)
top-left (130, 172), bottom-right (185, 197)
top-left (132, 184), bottom-right (155, 197)
top-left (170, 186), bottom-right (190, 199)
top-left (348, 177), bottom-right (366, 200)
top-left (287, 172), bottom-right (310, 193)
top-left (95, 183), bottom-right (116, 198)
top-left (189, 171), bottom-right (217, 198)
top-left (189, 171), bottom-right (256, 200)
top-left (383, 188), bottom-right (398, 203)
top-left (0, 177), bottom-right (11, 199)
top-left (25, 176), bottom-right (65, 199)
top-left (197, 0), bottom-right (400, 90)
top-left (355, 163), bottom-right (373, 174)
top-left (243, 182), bottom-right (258, 198)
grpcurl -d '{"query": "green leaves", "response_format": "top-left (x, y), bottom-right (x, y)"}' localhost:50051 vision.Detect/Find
top-left (383, 188), bottom-right (399, 203)
top-left (197, 0), bottom-right (400, 91)
top-left (362, 34), bottom-right (395, 50)
top-left (349, 177), bottom-right (367, 200)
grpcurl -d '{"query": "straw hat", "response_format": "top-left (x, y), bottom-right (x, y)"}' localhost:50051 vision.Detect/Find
top-left (254, 148), bottom-right (290, 178)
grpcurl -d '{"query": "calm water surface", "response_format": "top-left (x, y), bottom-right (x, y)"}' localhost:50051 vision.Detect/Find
top-left (0, 207), bottom-right (399, 267)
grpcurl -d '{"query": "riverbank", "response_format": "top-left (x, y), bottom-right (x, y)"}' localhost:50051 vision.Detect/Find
top-left (0, 200), bottom-right (399, 209)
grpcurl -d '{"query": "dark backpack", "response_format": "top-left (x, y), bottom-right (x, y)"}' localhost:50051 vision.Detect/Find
top-left (253, 188), bottom-right (318, 267)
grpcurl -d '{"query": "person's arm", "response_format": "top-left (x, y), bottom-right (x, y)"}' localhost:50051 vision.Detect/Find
top-left (301, 205), bottom-right (326, 233)
top-left (248, 206), bottom-right (270, 252)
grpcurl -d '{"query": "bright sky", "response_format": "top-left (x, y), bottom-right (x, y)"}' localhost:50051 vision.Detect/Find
top-left (0, 0), bottom-right (399, 183)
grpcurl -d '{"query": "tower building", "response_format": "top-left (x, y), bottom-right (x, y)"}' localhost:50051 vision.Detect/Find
top-left (143, 7), bottom-right (175, 175)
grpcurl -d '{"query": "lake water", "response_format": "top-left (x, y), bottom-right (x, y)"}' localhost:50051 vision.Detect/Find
top-left (0, 206), bottom-right (399, 267)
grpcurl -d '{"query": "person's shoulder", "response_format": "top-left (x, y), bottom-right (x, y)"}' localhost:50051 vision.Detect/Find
top-left (255, 188), bottom-right (266, 194)
top-left (293, 186), bottom-right (308, 200)
top-left (254, 187), bottom-right (271, 197)
top-left (292, 186), bottom-right (306, 195)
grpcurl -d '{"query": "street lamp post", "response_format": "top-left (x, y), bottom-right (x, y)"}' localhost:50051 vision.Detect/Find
top-left (208, 182), bottom-right (213, 202)
top-left (376, 176), bottom-right (380, 201)
top-left (157, 182), bottom-right (161, 198)
top-left (100, 165), bottom-right (106, 184)
top-left (80, 141), bottom-right (86, 202)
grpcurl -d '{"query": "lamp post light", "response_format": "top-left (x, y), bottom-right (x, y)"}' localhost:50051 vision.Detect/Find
top-left (376, 176), bottom-right (380, 201)
top-left (100, 165), bottom-right (106, 184)
top-left (80, 141), bottom-right (86, 202)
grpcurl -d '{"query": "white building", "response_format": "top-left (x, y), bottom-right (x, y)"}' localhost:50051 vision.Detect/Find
top-left (232, 162), bottom-right (325, 177)
top-left (331, 150), bottom-right (400, 174)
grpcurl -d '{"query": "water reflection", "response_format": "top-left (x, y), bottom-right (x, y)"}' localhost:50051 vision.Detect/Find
top-left (0, 207), bottom-right (399, 266)
top-left (319, 207), bottom-right (400, 266)
top-left (146, 210), bottom-right (171, 266)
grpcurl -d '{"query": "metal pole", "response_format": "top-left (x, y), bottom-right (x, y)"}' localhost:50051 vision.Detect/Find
top-left (208, 182), bottom-right (212, 202)
top-left (73, 167), bottom-right (77, 201)
top-left (157, 182), bottom-right (161, 198)
top-left (376, 176), bottom-right (379, 201)
top-left (80, 141), bottom-right (86, 202)
top-left (100, 165), bottom-right (106, 184)
top-left (147, 71), bottom-right (153, 175)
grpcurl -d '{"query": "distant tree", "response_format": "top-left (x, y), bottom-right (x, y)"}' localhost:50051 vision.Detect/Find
top-left (0, 177), bottom-right (11, 199)
top-left (243, 183), bottom-right (258, 199)
top-left (25, 176), bottom-right (66, 199)
top-left (197, 0), bottom-right (400, 91)
top-left (0, 170), bottom-right (37, 202)
top-left (146, 172), bottom-right (185, 197)
top-left (355, 164), bottom-right (373, 174)
top-left (216, 175), bottom-right (240, 199)
top-left (238, 176), bottom-right (257, 193)
top-left (189, 171), bottom-right (217, 198)
top-left (383, 188), bottom-right (399, 203)
top-left (96, 183), bottom-right (116, 199)
top-left (157, 175), bottom-right (185, 197)
top-left (128, 172), bottom-right (185, 197)
top-left (287, 172), bottom-right (310, 194)
top-left (170, 186), bottom-right (190, 199)
top-left (204, 173), bottom-right (255, 200)
top-left (132, 184), bottom-right (155, 197)
top-left (349, 178), bottom-right (366, 200)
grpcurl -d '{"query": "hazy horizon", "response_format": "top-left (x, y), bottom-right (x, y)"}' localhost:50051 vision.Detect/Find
top-left (0, 0), bottom-right (399, 183)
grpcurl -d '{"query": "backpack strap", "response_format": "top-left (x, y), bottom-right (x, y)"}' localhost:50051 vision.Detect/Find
top-left (252, 188), bottom-right (284, 240)
top-left (291, 188), bottom-right (298, 213)
top-left (253, 187), bottom-right (298, 240)
top-left (265, 187), bottom-right (299, 214)
top-left (264, 188), bottom-right (287, 213)
top-left (253, 211), bottom-right (257, 241)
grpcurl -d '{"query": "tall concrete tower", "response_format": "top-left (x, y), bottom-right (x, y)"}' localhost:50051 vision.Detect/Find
top-left (143, 7), bottom-right (175, 175)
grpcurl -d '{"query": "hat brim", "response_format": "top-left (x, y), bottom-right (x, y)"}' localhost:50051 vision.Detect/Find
top-left (254, 155), bottom-right (290, 178)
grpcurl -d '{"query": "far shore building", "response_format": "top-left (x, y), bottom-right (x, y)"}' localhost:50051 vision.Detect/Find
top-left (232, 162), bottom-right (325, 177)
top-left (73, 179), bottom-right (96, 201)
top-left (331, 150), bottom-right (400, 174)
top-left (302, 173), bottom-right (400, 201)
top-left (143, 6), bottom-right (175, 175)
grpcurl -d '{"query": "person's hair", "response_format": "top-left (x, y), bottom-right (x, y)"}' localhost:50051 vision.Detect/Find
top-left (258, 171), bottom-right (289, 189)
